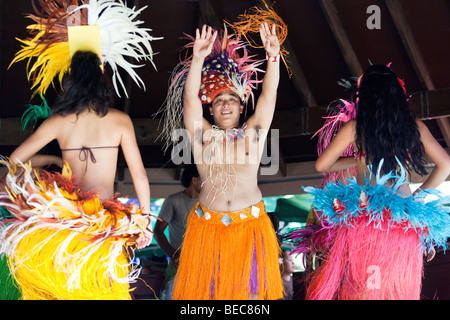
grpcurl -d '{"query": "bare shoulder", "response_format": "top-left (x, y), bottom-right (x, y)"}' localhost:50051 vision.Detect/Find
top-left (333, 118), bottom-right (356, 139)
top-left (106, 108), bottom-right (133, 126)
top-left (36, 113), bottom-right (66, 132)
top-left (414, 118), bottom-right (434, 140)
top-left (345, 118), bottom-right (357, 130)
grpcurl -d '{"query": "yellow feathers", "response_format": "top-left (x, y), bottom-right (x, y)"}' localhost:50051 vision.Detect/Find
top-left (0, 161), bottom-right (149, 299)
top-left (10, 35), bottom-right (70, 97)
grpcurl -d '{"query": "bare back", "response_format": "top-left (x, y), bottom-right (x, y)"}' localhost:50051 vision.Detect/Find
top-left (11, 108), bottom-right (139, 199)
top-left (57, 110), bottom-right (127, 198)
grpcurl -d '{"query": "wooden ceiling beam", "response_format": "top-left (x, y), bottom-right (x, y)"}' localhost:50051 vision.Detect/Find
top-left (1, 88), bottom-right (449, 146)
top-left (386, 0), bottom-right (450, 146)
top-left (198, 0), bottom-right (222, 30)
top-left (257, 0), bottom-right (317, 107)
top-left (319, 0), bottom-right (363, 76)
top-left (385, 0), bottom-right (435, 90)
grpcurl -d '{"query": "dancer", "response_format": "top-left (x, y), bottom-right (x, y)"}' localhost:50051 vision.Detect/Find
top-left (0, 0), bottom-right (159, 300)
top-left (0, 50), bottom-right (152, 300)
top-left (292, 64), bottom-right (450, 300)
top-left (160, 22), bottom-right (284, 300)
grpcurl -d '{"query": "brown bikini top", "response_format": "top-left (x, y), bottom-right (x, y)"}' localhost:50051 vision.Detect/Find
top-left (61, 146), bottom-right (119, 174)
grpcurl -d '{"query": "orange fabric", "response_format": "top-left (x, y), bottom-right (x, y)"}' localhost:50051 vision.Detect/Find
top-left (172, 201), bottom-right (283, 300)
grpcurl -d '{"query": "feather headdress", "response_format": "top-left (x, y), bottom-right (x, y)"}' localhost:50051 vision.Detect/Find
top-left (20, 95), bottom-right (53, 132)
top-left (9, 0), bottom-right (162, 98)
top-left (225, 0), bottom-right (290, 77)
top-left (157, 26), bottom-right (264, 152)
top-left (313, 97), bottom-right (357, 187)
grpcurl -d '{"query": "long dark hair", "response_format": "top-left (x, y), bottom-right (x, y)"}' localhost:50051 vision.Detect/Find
top-left (355, 64), bottom-right (427, 176)
top-left (52, 50), bottom-right (113, 117)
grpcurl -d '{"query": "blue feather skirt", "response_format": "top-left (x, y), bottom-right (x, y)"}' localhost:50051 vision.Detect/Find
top-left (287, 161), bottom-right (450, 299)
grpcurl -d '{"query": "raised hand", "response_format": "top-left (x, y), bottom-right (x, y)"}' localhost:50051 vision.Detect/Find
top-left (260, 22), bottom-right (280, 58)
top-left (193, 25), bottom-right (218, 60)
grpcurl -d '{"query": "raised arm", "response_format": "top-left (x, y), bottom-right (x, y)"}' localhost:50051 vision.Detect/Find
top-left (247, 22), bottom-right (280, 131)
top-left (183, 25), bottom-right (217, 137)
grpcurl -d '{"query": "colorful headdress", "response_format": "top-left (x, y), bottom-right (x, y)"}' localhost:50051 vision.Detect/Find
top-left (199, 28), bottom-right (263, 105)
top-left (9, 0), bottom-right (162, 98)
top-left (225, 0), bottom-right (291, 77)
top-left (313, 97), bottom-right (357, 187)
top-left (157, 26), bottom-right (264, 152)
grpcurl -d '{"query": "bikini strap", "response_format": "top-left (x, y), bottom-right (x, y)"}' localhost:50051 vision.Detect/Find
top-left (61, 146), bottom-right (118, 175)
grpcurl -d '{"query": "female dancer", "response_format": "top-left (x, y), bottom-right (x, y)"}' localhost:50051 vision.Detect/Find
top-left (0, 50), bottom-right (152, 299)
top-left (301, 64), bottom-right (450, 300)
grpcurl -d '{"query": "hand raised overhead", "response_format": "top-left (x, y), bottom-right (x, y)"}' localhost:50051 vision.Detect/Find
top-left (260, 22), bottom-right (280, 58)
top-left (193, 25), bottom-right (218, 59)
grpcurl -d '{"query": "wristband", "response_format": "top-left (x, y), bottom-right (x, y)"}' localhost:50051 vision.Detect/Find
top-left (266, 54), bottom-right (280, 62)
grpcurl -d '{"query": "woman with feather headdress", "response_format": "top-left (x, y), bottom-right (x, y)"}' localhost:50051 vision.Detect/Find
top-left (0, 0), bottom-right (160, 300)
top-left (288, 64), bottom-right (450, 300)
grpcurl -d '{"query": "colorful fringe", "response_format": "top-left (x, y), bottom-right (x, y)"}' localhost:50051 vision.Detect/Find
top-left (0, 254), bottom-right (21, 300)
top-left (9, 0), bottom-right (161, 98)
top-left (172, 201), bottom-right (283, 300)
top-left (312, 98), bottom-right (357, 187)
top-left (0, 160), bottom-right (150, 300)
top-left (225, 0), bottom-right (291, 77)
top-left (288, 160), bottom-right (450, 300)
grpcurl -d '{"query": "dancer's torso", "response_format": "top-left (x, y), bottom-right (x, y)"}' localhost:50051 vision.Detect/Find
top-left (193, 124), bottom-right (265, 212)
top-left (54, 109), bottom-right (127, 199)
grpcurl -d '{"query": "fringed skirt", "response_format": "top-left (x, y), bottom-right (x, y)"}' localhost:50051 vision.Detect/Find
top-left (287, 166), bottom-right (450, 300)
top-left (0, 161), bottom-right (149, 300)
top-left (172, 201), bottom-right (284, 300)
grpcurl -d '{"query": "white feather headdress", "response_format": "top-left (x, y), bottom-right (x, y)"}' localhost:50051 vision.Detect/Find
top-left (10, 0), bottom-right (162, 98)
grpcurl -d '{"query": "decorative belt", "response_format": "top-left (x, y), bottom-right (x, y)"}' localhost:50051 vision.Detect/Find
top-left (193, 201), bottom-right (265, 227)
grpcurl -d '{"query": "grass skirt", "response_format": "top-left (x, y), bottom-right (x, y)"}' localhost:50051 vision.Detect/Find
top-left (0, 160), bottom-right (149, 300)
top-left (172, 201), bottom-right (283, 300)
top-left (287, 162), bottom-right (450, 300)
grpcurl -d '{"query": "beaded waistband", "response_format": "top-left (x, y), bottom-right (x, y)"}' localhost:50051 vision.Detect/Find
top-left (193, 201), bottom-right (266, 226)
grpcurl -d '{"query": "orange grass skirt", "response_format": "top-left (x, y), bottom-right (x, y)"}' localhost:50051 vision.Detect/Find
top-left (172, 201), bottom-right (283, 300)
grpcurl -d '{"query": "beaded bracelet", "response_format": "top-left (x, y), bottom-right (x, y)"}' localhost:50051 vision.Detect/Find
top-left (266, 54), bottom-right (280, 62)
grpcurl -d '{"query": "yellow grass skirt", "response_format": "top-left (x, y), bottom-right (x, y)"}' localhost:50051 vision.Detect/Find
top-left (0, 160), bottom-right (149, 300)
top-left (172, 201), bottom-right (283, 300)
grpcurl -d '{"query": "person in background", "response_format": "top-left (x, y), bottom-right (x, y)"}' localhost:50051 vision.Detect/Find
top-left (280, 249), bottom-right (295, 300)
top-left (155, 164), bottom-right (201, 299)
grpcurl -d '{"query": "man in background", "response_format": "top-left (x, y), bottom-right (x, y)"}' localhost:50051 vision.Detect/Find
top-left (154, 164), bottom-right (201, 299)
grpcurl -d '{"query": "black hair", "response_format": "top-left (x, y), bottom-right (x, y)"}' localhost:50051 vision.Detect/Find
top-left (52, 50), bottom-right (114, 117)
top-left (181, 164), bottom-right (199, 188)
top-left (355, 64), bottom-right (427, 176)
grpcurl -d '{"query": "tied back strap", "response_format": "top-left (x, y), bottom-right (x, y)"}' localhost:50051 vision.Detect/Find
top-left (61, 146), bottom-right (119, 175)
